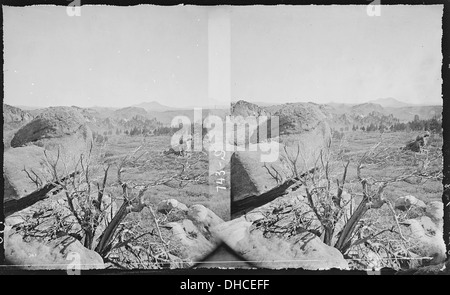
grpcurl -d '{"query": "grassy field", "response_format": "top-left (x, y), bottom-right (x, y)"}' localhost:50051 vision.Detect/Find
top-left (97, 130), bottom-right (442, 223)
top-left (93, 134), bottom-right (230, 221)
top-left (329, 130), bottom-right (443, 205)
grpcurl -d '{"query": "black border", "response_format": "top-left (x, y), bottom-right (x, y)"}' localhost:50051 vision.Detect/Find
top-left (1, 0), bottom-right (449, 277)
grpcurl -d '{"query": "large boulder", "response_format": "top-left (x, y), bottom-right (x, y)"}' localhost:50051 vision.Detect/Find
top-left (4, 107), bottom-right (93, 215)
top-left (231, 137), bottom-right (331, 211)
top-left (269, 102), bottom-right (330, 136)
top-left (230, 141), bottom-right (286, 204)
top-left (212, 216), bottom-right (348, 270)
top-left (10, 106), bottom-right (92, 149)
top-left (274, 103), bottom-right (332, 170)
top-left (230, 102), bottom-right (331, 208)
top-left (212, 191), bottom-right (349, 270)
top-left (5, 226), bottom-right (104, 270)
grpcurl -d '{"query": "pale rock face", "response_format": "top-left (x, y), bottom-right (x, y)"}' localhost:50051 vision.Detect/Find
top-left (187, 204), bottom-right (224, 234)
top-left (211, 192), bottom-right (350, 270)
top-left (425, 201), bottom-right (444, 224)
top-left (232, 226), bottom-right (348, 270)
top-left (230, 103), bottom-right (331, 207)
top-left (211, 217), bottom-right (253, 249)
top-left (165, 221), bottom-right (216, 262)
top-left (5, 226), bottom-right (104, 270)
top-left (401, 216), bottom-right (446, 265)
top-left (158, 201), bottom-right (225, 263)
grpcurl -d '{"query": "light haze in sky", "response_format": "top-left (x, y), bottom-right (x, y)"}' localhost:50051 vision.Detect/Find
top-left (3, 5), bottom-right (443, 108)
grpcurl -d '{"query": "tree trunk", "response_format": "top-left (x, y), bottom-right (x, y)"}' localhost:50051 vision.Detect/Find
top-left (94, 200), bottom-right (130, 256)
top-left (334, 196), bottom-right (369, 253)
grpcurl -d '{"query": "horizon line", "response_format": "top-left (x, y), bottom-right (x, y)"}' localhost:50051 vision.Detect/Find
top-left (6, 97), bottom-right (443, 110)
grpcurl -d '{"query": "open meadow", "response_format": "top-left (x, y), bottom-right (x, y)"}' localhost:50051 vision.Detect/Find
top-left (330, 130), bottom-right (442, 204)
top-left (92, 134), bottom-right (230, 221)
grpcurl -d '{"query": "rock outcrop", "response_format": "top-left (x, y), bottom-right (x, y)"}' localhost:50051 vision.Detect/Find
top-left (229, 100), bottom-right (273, 147)
top-left (10, 106), bottom-right (92, 149)
top-left (3, 104), bottom-right (34, 125)
top-left (4, 107), bottom-right (93, 216)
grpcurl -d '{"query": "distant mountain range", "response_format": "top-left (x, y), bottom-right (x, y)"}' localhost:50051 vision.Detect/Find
top-left (5, 97), bottom-right (441, 135)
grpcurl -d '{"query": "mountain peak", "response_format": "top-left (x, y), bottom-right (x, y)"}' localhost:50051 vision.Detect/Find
top-left (132, 101), bottom-right (178, 112)
top-left (367, 97), bottom-right (411, 108)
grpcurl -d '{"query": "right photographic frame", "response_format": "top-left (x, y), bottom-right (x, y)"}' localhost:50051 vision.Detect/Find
top-left (223, 4), bottom-right (447, 271)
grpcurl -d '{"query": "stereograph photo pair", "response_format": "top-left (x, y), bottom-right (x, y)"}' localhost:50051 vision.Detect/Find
top-left (1, 4), bottom-right (448, 274)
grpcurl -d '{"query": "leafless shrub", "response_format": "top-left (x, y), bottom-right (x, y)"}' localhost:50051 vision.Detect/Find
top-left (22, 143), bottom-right (203, 269)
top-left (262, 138), bottom-right (437, 269)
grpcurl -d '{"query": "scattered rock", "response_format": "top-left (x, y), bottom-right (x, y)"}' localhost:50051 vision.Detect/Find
top-left (394, 195), bottom-right (427, 211)
top-left (403, 132), bottom-right (430, 153)
top-left (157, 199), bottom-right (189, 214)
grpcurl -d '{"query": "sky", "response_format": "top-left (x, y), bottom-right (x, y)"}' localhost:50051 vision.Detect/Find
top-left (4, 5), bottom-right (209, 108)
top-left (3, 5), bottom-right (443, 109)
top-left (231, 5), bottom-right (443, 105)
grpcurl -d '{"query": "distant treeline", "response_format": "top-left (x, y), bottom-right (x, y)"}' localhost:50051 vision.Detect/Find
top-left (125, 123), bottom-right (209, 137)
top-left (332, 115), bottom-right (442, 140)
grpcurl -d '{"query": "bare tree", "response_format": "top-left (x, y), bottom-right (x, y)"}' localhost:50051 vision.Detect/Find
top-left (24, 144), bottom-right (205, 268)
top-left (262, 137), bottom-right (438, 268)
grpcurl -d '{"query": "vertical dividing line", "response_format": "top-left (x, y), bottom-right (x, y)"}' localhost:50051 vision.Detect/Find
top-left (441, 3), bottom-right (450, 261)
top-left (207, 8), bottom-right (232, 220)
